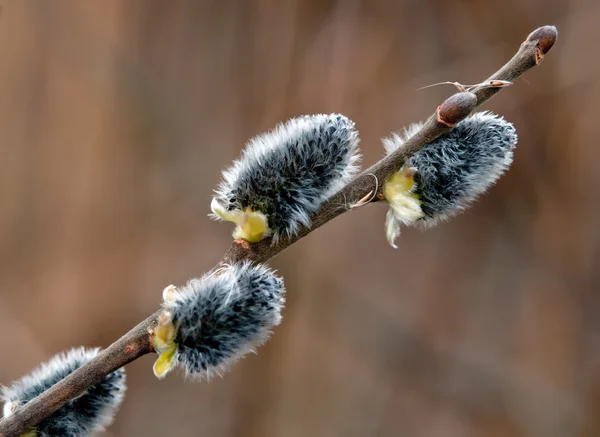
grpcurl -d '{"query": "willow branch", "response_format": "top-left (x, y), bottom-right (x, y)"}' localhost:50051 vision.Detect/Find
top-left (0, 25), bottom-right (557, 437)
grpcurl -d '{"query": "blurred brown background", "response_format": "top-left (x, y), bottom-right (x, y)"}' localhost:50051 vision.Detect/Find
top-left (0, 1), bottom-right (598, 436)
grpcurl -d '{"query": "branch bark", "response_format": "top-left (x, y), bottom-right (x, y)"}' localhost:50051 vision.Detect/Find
top-left (0, 25), bottom-right (557, 437)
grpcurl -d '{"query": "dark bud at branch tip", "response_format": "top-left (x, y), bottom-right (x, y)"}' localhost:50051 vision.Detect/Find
top-left (436, 92), bottom-right (477, 127)
top-left (526, 25), bottom-right (558, 54)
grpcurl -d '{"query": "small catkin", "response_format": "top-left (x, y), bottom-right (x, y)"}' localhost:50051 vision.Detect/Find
top-left (211, 113), bottom-right (361, 243)
top-left (382, 111), bottom-right (517, 247)
top-left (1, 347), bottom-right (126, 437)
top-left (155, 262), bottom-right (285, 379)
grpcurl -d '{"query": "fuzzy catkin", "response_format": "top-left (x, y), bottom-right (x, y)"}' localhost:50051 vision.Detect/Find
top-left (1, 347), bottom-right (126, 437)
top-left (164, 262), bottom-right (285, 379)
top-left (384, 111), bottom-right (517, 226)
top-left (212, 113), bottom-right (361, 241)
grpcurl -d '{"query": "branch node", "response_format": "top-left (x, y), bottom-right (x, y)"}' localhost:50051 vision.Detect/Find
top-left (147, 327), bottom-right (156, 352)
top-left (233, 239), bottom-right (251, 250)
top-left (436, 92), bottom-right (477, 127)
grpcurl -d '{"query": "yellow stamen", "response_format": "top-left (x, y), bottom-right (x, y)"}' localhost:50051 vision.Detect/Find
top-left (383, 166), bottom-right (425, 248)
top-left (384, 167), bottom-right (419, 198)
top-left (153, 343), bottom-right (178, 379)
top-left (232, 208), bottom-right (269, 243)
top-left (152, 311), bottom-right (179, 379)
top-left (211, 197), bottom-right (270, 243)
top-left (153, 311), bottom-right (177, 352)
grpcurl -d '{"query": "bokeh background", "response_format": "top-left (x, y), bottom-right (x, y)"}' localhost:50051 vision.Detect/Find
top-left (0, 1), bottom-right (598, 436)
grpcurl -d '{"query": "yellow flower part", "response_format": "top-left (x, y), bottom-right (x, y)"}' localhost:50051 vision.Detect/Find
top-left (383, 166), bottom-right (424, 248)
top-left (153, 343), bottom-right (178, 379)
top-left (152, 309), bottom-right (178, 379)
top-left (211, 198), bottom-right (270, 243)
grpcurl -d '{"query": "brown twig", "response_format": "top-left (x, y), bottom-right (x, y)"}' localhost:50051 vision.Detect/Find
top-left (0, 25), bottom-right (557, 437)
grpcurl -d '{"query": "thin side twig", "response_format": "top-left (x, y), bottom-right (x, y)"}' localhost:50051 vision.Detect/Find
top-left (0, 25), bottom-right (557, 437)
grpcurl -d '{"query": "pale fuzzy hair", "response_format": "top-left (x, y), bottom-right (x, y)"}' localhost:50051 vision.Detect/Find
top-left (164, 261), bottom-right (285, 380)
top-left (1, 347), bottom-right (126, 437)
top-left (212, 114), bottom-right (361, 242)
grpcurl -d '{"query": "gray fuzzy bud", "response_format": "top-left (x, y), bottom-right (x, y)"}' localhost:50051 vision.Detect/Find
top-left (383, 111), bottom-right (517, 227)
top-left (212, 113), bottom-right (361, 242)
top-left (1, 347), bottom-right (126, 437)
top-left (164, 262), bottom-right (285, 379)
